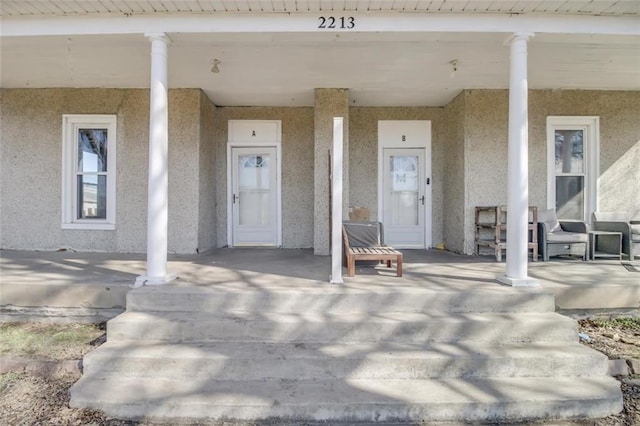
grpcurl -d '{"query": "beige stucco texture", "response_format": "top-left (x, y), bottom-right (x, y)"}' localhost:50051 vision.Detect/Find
top-left (0, 88), bottom-right (215, 253)
top-left (458, 89), bottom-right (640, 255)
top-left (2, 88), bottom-right (638, 256)
top-left (350, 107), bottom-right (446, 249)
top-left (214, 107), bottom-right (315, 249)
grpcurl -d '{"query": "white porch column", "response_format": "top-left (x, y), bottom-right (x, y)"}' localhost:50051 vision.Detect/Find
top-left (330, 117), bottom-right (344, 284)
top-left (135, 33), bottom-right (175, 287)
top-left (498, 33), bottom-right (539, 287)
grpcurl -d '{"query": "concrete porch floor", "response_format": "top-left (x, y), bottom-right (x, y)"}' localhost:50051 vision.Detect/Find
top-left (1, 248), bottom-right (639, 322)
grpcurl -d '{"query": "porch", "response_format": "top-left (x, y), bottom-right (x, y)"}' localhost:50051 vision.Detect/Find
top-left (1, 248), bottom-right (638, 323)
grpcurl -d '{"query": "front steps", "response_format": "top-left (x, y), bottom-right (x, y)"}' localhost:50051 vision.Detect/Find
top-left (70, 284), bottom-right (622, 424)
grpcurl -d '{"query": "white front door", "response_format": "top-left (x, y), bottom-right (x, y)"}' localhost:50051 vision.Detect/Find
top-left (231, 147), bottom-right (278, 246)
top-left (382, 148), bottom-right (426, 248)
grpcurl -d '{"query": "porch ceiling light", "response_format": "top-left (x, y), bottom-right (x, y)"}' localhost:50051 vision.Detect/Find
top-left (450, 59), bottom-right (458, 78)
top-left (210, 59), bottom-right (221, 73)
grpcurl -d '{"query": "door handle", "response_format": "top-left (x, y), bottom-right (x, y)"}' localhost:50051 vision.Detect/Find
top-left (420, 195), bottom-right (425, 205)
top-left (233, 194), bottom-right (239, 204)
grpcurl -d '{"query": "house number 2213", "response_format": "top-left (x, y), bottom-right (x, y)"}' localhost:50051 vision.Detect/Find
top-left (318, 16), bottom-right (356, 29)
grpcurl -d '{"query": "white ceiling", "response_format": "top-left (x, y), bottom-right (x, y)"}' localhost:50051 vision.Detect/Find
top-left (2, 30), bottom-right (638, 107)
top-left (1, 0), bottom-right (638, 16)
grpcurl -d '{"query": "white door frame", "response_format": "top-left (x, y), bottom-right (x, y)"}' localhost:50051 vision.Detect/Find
top-left (227, 120), bottom-right (282, 247)
top-left (377, 120), bottom-right (432, 248)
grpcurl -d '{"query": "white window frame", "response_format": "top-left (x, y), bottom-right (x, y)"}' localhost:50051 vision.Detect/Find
top-left (546, 116), bottom-right (599, 222)
top-left (62, 114), bottom-right (117, 230)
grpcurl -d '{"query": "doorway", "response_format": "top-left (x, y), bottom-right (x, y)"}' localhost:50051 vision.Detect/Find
top-left (378, 121), bottom-right (432, 248)
top-left (227, 120), bottom-right (281, 247)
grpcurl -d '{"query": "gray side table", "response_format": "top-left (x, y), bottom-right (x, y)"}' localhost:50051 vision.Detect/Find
top-left (589, 231), bottom-right (623, 260)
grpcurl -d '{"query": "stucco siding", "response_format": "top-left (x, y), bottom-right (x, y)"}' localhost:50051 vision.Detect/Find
top-left (442, 92), bottom-right (466, 254)
top-left (166, 90), bottom-right (201, 254)
top-left (529, 90), bottom-right (640, 218)
top-left (461, 89), bottom-right (640, 254)
top-left (215, 107), bottom-right (315, 249)
top-left (0, 88), bottom-right (204, 253)
top-left (197, 91), bottom-right (217, 252)
top-left (349, 107), bottom-right (445, 248)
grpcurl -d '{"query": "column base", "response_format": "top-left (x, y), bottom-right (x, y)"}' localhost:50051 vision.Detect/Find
top-left (329, 275), bottom-right (344, 284)
top-left (496, 274), bottom-right (540, 287)
top-left (132, 273), bottom-right (177, 288)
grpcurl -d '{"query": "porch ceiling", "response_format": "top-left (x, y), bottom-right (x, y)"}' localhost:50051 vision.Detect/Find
top-left (1, 0), bottom-right (638, 16)
top-left (2, 30), bottom-right (638, 107)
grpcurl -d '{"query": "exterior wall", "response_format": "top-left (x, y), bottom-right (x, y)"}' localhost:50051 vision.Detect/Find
top-left (197, 91), bottom-right (217, 252)
top-left (214, 107), bottom-right (315, 249)
top-left (529, 90), bottom-right (640, 218)
top-left (314, 89), bottom-right (349, 255)
top-left (442, 92), bottom-right (466, 254)
top-left (349, 107), bottom-right (445, 248)
top-left (462, 89), bottom-right (640, 254)
top-left (0, 88), bottom-right (206, 253)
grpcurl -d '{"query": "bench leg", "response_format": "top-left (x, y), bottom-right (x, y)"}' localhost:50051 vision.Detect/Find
top-left (396, 255), bottom-right (403, 277)
top-left (347, 256), bottom-right (355, 277)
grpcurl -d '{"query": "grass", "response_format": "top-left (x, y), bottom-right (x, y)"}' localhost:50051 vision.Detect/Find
top-left (0, 372), bottom-right (20, 393)
top-left (0, 323), bottom-right (104, 361)
top-left (591, 317), bottom-right (640, 332)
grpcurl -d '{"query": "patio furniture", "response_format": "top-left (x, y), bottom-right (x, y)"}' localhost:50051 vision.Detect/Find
top-left (589, 230), bottom-right (623, 261)
top-left (537, 209), bottom-right (588, 261)
top-left (592, 212), bottom-right (640, 260)
top-left (342, 221), bottom-right (403, 277)
top-left (474, 205), bottom-right (538, 262)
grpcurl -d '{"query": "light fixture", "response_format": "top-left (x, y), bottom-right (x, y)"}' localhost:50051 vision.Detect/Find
top-left (210, 59), bottom-right (221, 73)
top-left (450, 59), bottom-right (458, 78)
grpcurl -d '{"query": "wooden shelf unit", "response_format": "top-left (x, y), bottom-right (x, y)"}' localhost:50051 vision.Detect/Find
top-left (474, 205), bottom-right (538, 262)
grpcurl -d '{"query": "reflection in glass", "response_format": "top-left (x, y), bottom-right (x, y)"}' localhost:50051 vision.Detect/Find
top-left (77, 175), bottom-right (107, 219)
top-left (238, 154), bottom-right (270, 226)
top-left (556, 176), bottom-right (584, 220)
top-left (389, 155), bottom-right (418, 226)
top-left (554, 129), bottom-right (583, 174)
top-left (78, 129), bottom-right (108, 172)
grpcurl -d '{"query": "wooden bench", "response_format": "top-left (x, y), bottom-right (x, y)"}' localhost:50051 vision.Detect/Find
top-left (342, 224), bottom-right (403, 277)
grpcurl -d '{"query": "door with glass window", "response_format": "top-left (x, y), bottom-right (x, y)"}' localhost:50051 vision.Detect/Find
top-left (231, 147), bottom-right (278, 246)
top-left (382, 148), bottom-right (426, 248)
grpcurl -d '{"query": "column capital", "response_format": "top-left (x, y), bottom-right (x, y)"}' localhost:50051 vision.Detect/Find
top-left (145, 32), bottom-right (172, 45)
top-left (504, 32), bottom-right (535, 46)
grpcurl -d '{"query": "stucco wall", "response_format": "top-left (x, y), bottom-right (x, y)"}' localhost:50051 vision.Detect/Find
top-left (0, 88), bottom-right (205, 253)
top-left (314, 89), bottom-right (349, 255)
top-left (214, 107), bottom-right (315, 249)
top-left (442, 92), bottom-right (466, 253)
top-left (349, 107), bottom-right (445, 248)
top-left (461, 89), bottom-right (640, 255)
top-left (529, 90), bottom-right (640, 218)
top-left (197, 91), bottom-right (217, 252)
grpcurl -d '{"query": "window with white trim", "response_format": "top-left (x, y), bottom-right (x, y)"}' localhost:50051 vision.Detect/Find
top-left (547, 116), bottom-right (599, 222)
top-left (62, 115), bottom-right (116, 230)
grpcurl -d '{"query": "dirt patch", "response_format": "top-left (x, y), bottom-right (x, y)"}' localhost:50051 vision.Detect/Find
top-left (1, 319), bottom-right (640, 425)
top-left (578, 318), bottom-right (640, 426)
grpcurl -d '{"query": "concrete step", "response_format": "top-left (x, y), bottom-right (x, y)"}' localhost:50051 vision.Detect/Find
top-left (106, 310), bottom-right (577, 344)
top-left (125, 285), bottom-right (555, 314)
top-left (69, 375), bottom-right (622, 423)
top-left (82, 340), bottom-right (608, 380)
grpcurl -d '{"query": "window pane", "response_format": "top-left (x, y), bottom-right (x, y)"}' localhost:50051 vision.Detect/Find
top-left (78, 129), bottom-right (108, 173)
top-left (238, 155), bottom-right (270, 226)
top-left (77, 175), bottom-right (107, 219)
top-left (390, 156), bottom-right (419, 226)
top-left (556, 176), bottom-right (584, 220)
top-left (554, 129), bottom-right (583, 174)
